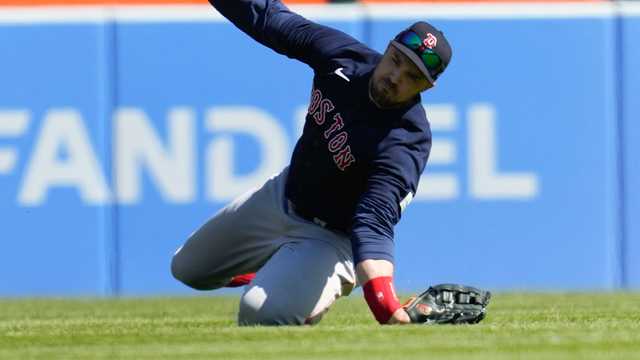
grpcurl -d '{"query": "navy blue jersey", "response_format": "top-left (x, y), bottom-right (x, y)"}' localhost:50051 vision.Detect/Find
top-left (210, 0), bottom-right (432, 264)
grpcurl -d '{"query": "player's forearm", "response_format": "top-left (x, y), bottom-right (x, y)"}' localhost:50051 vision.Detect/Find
top-left (208, 0), bottom-right (318, 65)
top-left (208, 0), bottom-right (275, 46)
top-left (356, 259), bottom-right (411, 324)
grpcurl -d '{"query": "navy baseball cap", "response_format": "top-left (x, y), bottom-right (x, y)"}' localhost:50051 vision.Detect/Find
top-left (391, 21), bottom-right (452, 85)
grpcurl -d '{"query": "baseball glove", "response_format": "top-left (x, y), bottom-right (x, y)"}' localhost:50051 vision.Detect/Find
top-left (403, 283), bottom-right (491, 325)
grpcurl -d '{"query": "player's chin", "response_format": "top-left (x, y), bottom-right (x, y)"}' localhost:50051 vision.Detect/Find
top-left (372, 88), bottom-right (394, 108)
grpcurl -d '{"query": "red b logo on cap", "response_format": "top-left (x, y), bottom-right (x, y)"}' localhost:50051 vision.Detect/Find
top-left (424, 33), bottom-right (438, 49)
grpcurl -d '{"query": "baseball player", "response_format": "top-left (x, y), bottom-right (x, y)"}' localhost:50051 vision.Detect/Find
top-left (171, 0), bottom-right (490, 325)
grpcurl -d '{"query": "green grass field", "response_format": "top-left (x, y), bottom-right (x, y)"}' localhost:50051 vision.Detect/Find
top-left (1, 293), bottom-right (640, 359)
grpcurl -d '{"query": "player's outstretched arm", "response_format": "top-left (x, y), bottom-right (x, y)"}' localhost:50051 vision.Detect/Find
top-left (350, 122), bottom-right (431, 325)
top-left (209, 0), bottom-right (367, 72)
top-left (356, 259), bottom-right (411, 325)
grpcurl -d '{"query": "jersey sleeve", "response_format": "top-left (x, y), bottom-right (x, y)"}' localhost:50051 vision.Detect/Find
top-left (209, 0), bottom-right (369, 72)
top-left (350, 115), bottom-right (432, 265)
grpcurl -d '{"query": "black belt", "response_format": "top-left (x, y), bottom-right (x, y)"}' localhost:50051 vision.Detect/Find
top-left (286, 199), bottom-right (345, 234)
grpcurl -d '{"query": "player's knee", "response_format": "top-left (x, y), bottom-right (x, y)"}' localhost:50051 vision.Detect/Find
top-left (170, 250), bottom-right (227, 291)
top-left (238, 285), bottom-right (306, 326)
top-left (170, 252), bottom-right (199, 288)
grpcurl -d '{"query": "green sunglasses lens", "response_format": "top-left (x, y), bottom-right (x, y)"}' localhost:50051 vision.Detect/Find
top-left (399, 31), bottom-right (422, 48)
top-left (422, 51), bottom-right (442, 69)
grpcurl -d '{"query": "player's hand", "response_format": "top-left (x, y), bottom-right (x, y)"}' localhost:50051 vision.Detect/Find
top-left (387, 308), bottom-right (411, 324)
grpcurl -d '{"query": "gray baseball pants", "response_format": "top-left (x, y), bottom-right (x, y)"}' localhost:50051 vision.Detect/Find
top-left (171, 168), bottom-right (356, 325)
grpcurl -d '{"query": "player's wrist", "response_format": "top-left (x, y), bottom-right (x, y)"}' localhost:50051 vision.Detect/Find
top-left (363, 276), bottom-right (402, 324)
top-left (387, 308), bottom-right (411, 324)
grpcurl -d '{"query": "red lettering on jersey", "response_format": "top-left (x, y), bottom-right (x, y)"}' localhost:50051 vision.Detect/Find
top-left (308, 89), bottom-right (322, 114)
top-left (328, 131), bottom-right (348, 153)
top-left (324, 113), bottom-right (344, 139)
top-left (313, 99), bottom-right (334, 125)
top-left (333, 145), bottom-right (356, 171)
top-left (306, 89), bottom-right (355, 170)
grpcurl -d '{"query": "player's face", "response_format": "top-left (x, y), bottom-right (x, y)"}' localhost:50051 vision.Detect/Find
top-left (370, 45), bottom-right (433, 108)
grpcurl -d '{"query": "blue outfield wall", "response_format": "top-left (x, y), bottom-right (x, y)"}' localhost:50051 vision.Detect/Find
top-left (0, 7), bottom-right (635, 295)
top-left (622, 13), bottom-right (640, 289)
top-left (0, 24), bottom-right (113, 295)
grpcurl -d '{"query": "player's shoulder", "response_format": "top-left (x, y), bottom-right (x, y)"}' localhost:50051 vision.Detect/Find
top-left (383, 100), bottom-right (432, 155)
top-left (376, 104), bottom-right (430, 153)
top-left (315, 44), bottom-right (382, 78)
top-left (399, 97), bottom-right (431, 136)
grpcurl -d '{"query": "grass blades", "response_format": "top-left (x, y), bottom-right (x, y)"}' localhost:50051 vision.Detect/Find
top-left (1, 293), bottom-right (640, 359)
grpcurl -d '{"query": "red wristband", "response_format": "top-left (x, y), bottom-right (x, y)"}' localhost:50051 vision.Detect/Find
top-left (363, 276), bottom-right (402, 324)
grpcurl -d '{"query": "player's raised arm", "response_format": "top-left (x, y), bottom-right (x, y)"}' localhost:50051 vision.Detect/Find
top-left (209, 0), bottom-right (369, 72)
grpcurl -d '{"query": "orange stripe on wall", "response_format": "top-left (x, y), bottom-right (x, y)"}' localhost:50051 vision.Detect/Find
top-left (361, 0), bottom-right (602, 2)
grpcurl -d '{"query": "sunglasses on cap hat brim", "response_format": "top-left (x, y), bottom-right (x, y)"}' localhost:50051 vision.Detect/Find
top-left (391, 30), bottom-right (444, 85)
